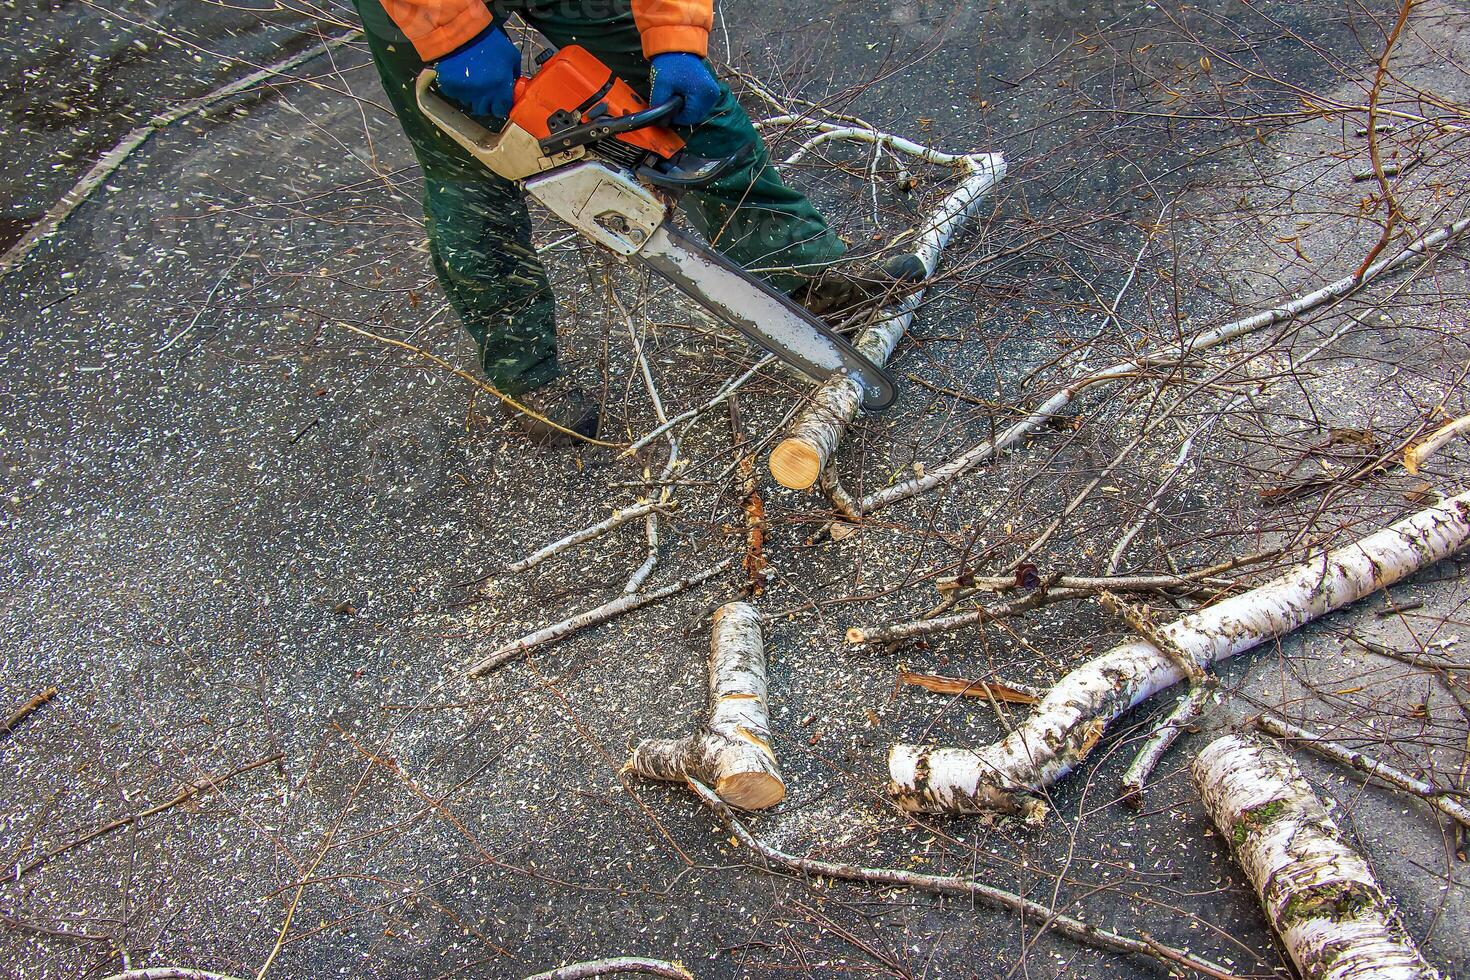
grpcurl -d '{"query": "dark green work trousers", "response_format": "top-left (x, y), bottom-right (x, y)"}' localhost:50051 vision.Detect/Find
top-left (353, 0), bottom-right (846, 393)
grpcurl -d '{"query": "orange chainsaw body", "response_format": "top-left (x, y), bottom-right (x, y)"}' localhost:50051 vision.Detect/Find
top-left (509, 46), bottom-right (685, 161)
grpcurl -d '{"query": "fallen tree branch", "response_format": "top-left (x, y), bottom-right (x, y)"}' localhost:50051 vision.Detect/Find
top-left (1121, 686), bottom-right (1213, 808)
top-left (1404, 414), bottom-right (1470, 474)
top-left (500, 502), bottom-right (667, 578)
top-left (627, 602), bottom-right (784, 809)
top-left (523, 958), bottom-right (692, 980)
top-left (98, 970), bottom-right (249, 980)
top-left (624, 357), bottom-right (774, 456)
top-left (887, 490), bottom-right (1470, 817)
top-left (466, 558), bottom-right (735, 677)
top-left (847, 588), bottom-right (1085, 647)
top-left (1100, 591), bottom-right (1209, 685)
top-left (17, 753), bottom-right (283, 879)
top-left (1193, 734), bottom-right (1441, 979)
top-left (624, 305), bottom-right (680, 594)
top-left (767, 154), bottom-right (1006, 490)
top-left (1253, 713), bottom-right (1470, 830)
top-left (855, 217), bottom-right (1470, 517)
top-left (685, 778), bottom-right (1238, 978)
top-left (0, 31), bottom-right (361, 278)
top-left (1, 685), bottom-right (57, 738)
top-left (934, 565), bottom-right (1257, 600)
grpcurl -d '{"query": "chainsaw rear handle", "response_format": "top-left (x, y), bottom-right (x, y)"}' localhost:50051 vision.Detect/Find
top-left (416, 68), bottom-right (589, 181)
top-left (415, 68), bottom-right (498, 157)
top-left (537, 96), bottom-right (682, 156)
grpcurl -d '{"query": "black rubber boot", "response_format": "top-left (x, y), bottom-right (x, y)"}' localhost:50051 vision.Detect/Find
top-left (499, 380), bottom-right (600, 447)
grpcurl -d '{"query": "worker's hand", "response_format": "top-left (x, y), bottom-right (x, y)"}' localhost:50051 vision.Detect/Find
top-left (436, 24), bottom-right (520, 119)
top-left (650, 53), bottom-right (720, 126)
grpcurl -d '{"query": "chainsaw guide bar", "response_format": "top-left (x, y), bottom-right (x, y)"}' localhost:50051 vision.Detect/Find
top-left (415, 49), bottom-right (898, 411)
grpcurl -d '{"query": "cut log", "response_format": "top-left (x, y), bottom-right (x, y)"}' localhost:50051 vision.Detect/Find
top-left (768, 156), bottom-right (1006, 490)
top-left (627, 602), bottom-right (784, 809)
top-left (888, 490), bottom-right (1470, 817)
top-left (1193, 734), bottom-right (1441, 980)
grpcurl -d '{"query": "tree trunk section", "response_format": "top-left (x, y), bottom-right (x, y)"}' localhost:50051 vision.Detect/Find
top-left (628, 602), bottom-right (784, 809)
top-left (887, 491), bottom-right (1470, 816)
top-left (1193, 734), bottom-right (1440, 980)
top-left (768, 160), bottom-right (1006, 490)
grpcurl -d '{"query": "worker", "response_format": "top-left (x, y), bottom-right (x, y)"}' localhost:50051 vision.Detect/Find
top-left (352, 0), bottom-right (897, 444)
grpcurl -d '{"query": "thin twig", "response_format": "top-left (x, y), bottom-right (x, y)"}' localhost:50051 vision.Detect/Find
top-left (1254, 712), bottom-right (1470, 830)
top-left (16, 754), bottom-right (282, 879)
top-left (685, 778), bottom-right (1238, 978)
top-left (467, 558), bottom-right (736, 677)
top-left (1, 686), bottom-right (57, 738)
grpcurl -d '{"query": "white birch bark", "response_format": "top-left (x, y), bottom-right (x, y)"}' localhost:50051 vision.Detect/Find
top-left (1193, 734), bottom-right (1441, 980)
top-left (767, 156), bottom-right (1007, 490)
top-left (887, 491), bottom-right (1470, 817)
top-left (627, 602), bottom-right (784, 809)
top-left (522, 957), bottom-right (692, 979)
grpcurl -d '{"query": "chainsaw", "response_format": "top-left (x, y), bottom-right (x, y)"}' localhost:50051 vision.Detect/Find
top-left (414, 46), bottom-right (897, 411)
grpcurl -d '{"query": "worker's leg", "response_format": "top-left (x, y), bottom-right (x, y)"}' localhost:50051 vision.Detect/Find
top-left (353, 0), bottom-right (561, 394)
top-left (516, 0), bottom-right (846, 293)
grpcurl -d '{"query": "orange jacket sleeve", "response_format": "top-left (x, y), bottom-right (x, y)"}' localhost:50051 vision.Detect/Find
top-left (379, 0), bottom-right (713, 63)
top-left (631, 0), bottom-right (714, 57)
top-left (381, 0), bottom-right (493, 61)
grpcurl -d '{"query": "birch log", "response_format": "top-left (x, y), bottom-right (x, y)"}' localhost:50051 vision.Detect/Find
top-left (627, 602), bottom-right (784, 809)
top-left (1193, 734), bottom-right (1441, 980)
top-left (888, 490), bottom-right (1470, 817)
top-left (767, 154), bottom-right (1006, 490)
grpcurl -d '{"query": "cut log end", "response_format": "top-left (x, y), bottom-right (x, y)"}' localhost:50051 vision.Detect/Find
top-left (627, 600), bottom-right (785, 810)
top-left (769, 438), bottom-right (823, 490)
top-left (715, 769), bottom-right (786, 810)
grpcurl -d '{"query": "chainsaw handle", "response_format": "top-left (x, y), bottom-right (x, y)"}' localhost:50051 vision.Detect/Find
top-left (537, 96), bottom-right (683, 156)
top-left (415, 69), bottom-right (499, 159)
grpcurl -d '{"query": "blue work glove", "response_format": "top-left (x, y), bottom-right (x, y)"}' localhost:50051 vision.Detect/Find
top-left (650, 52), bottom-right (720, 126)
top-left (435, 24), bottom-right (520, 119)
